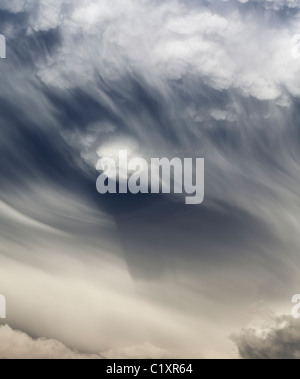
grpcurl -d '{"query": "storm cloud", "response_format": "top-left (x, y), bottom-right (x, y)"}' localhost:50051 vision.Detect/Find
top-left (233, 315), bottom-right (300, 359)
top-left (0, 0), bottom-right (300, 359)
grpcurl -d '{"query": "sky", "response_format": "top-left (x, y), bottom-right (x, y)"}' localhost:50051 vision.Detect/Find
top-left (0, 0), bottom-right (300, 359)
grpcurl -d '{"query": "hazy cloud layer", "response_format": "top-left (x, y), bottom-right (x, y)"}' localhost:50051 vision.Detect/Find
top-left (0, 325), bottom-right (172, 359)
top-left (0, 0), bottom-right (300, 359)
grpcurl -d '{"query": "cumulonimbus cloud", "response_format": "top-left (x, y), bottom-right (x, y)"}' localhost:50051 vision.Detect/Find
top-left (1, 0), bottom-right (300, 359)
top-left (232, 315), bottom-right (300, 359)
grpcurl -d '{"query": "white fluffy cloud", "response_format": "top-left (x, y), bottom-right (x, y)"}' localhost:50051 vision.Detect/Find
top-left (0, 0), bottom-right (28, 14)
top-left (38, 0), bottom-right (299, 100)
top-left (0, 325), bottom-right (101, 359)
top-left (2, 0), bottom-right (300, 100)
top-left (0, 325), bottom-right (173, 359)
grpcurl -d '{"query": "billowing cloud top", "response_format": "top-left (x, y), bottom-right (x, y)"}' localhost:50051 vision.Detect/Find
top-left (1, 0), bottom-right (300, 359)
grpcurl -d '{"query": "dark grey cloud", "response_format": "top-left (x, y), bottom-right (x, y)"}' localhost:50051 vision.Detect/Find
top-left (233, 315), bottom-right (300, 359)
top-left (0, 0), bottom-right (300, 358)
